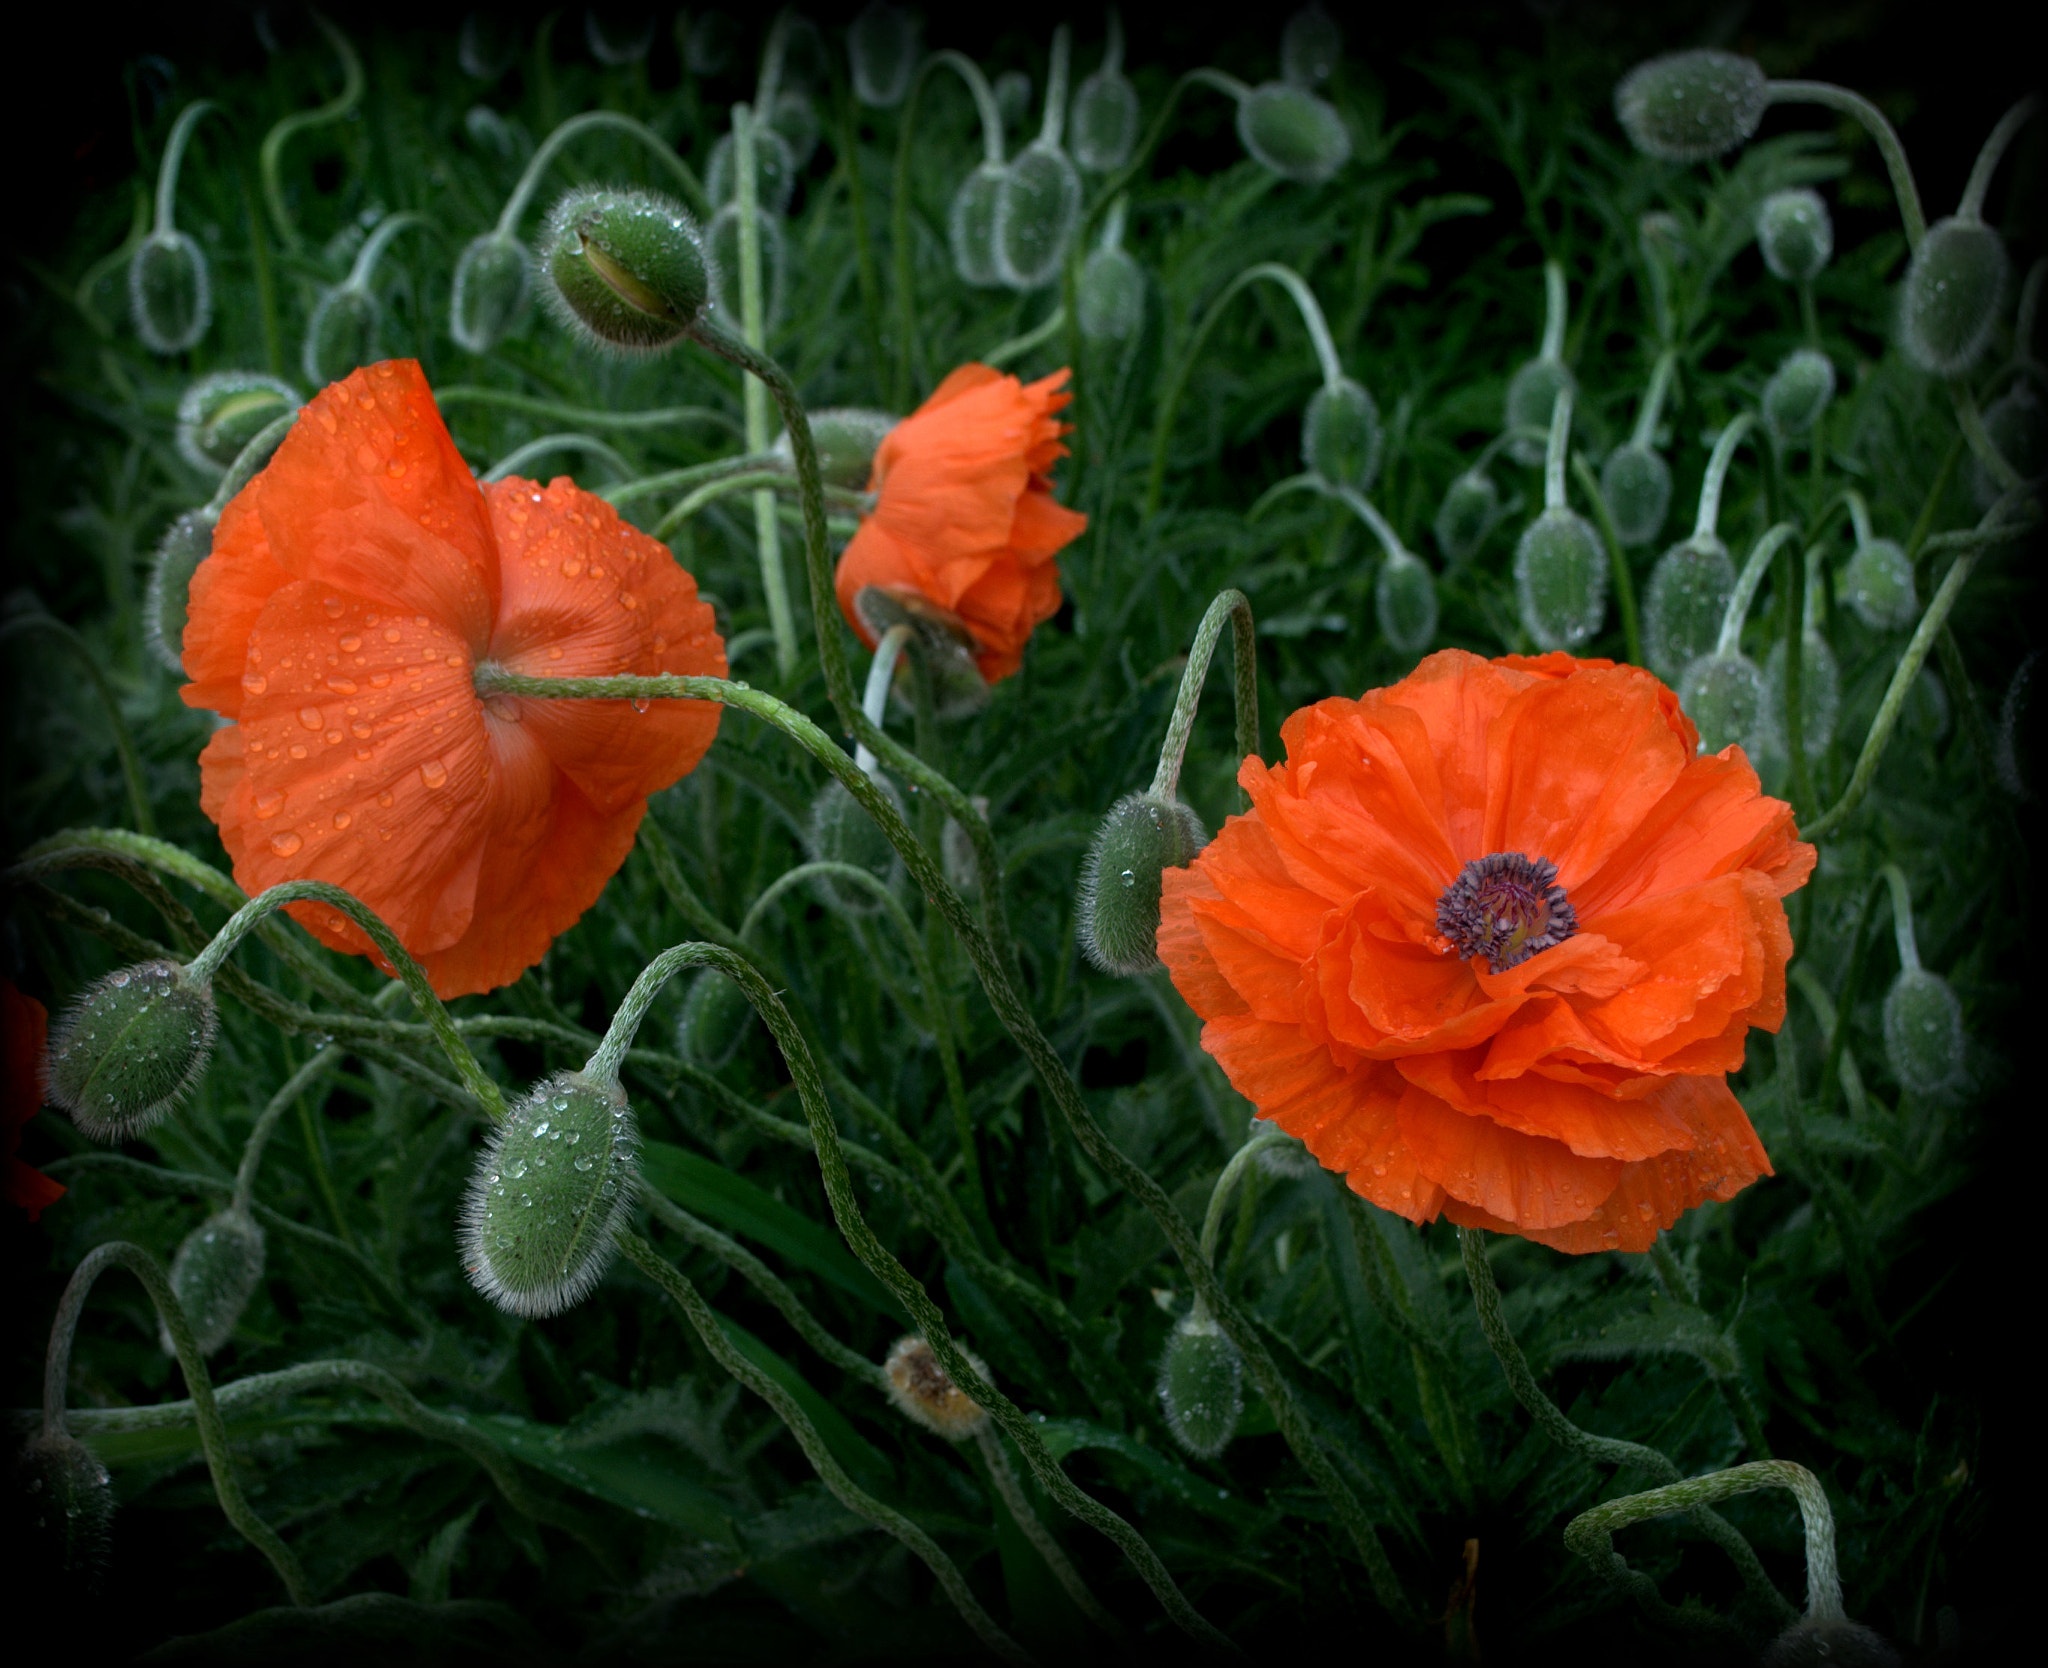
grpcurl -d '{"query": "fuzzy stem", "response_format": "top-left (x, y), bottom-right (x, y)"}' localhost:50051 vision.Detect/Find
top-left (1716, 521), bottom-right (1800, 658)
top-left (1845, 489), bottom-right (1876, 551)
top-left (1694, 412), bottom-right (1757, 542)
top-left (1038, 26), bottom-right (1074, 150)
top-left (1951, 383), bottom-right (2025, 496)
top-left (1878, 862), bottom-right (1921, 974)
top-left (1570, 453), bottom-right (1646, 668)
top-left (153, 101), bottom-right (220, 235)
top-left (1199, 1129), bottom-right (1290, 1267)
top-left (1326, 483), bottom-right (1415, 564)
top-left (493, 110), bottom-right (708, 236)
top-left (1766, 81), bottom-right (1925, 248)
top-left (1630, 349), bottom-right (1677, 450)
top-left (1957, 94), bottom-right (2040, 222)
top-left (1544, 385), bottom-right (1574, 511)
top-left (753, 7), bottom-right (794, 116)
top-left (1147, 588), bottom-right (1261, 802)
top-left (434, 387), bottom-right (737, 434)
top-left (231, 1047), bottom-right (341, 1216)
top-left (259, 14), bottom-right (365, 251)
top-left (975, 1422), bottom-right (1121, 1634)
top-left (342, 210), bottom-right (427, 291)
top-left (1539, 259), bottom-right (1568, 362)
top-left (853, 624), bottom-right (913, 775)
top-left (205, 412), bottom-right (297, 512)
top-left (604, 452), bottom-right (780, 506)
top-left (985, 304), bottom-right (1069, 367)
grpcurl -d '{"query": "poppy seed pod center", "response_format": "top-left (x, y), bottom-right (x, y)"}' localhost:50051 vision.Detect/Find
top-left (1436, 852), bottom-right (1577, 973)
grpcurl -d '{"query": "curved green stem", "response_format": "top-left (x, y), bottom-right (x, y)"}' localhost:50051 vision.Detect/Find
top-left (1544, 384), bottom-right (1574, 511)
top-left (1037, 26), bottom-right (1073, 151)
top-left (1570, 453), bottom-right (1645, 667)
top-left (1147, 588), bottom-right (1261, 801)
top-left (1957, 94), bottom-right (2040, 222)
top-left (1766, 81), bottom-right (1925, 248)
top-left (433, 387), bottom-right (737, 433)
top-left (1695, 413), bottom-right (1757, 543)
top-left (206, 412), bottom-right (298, 513)
top-left (153, 101), bottom-right (222, 234)
top-left (1199, 1128), bottom-right (1290, 1268)
top-left (1539, 258), bottom-right (1568, 362)
top-left (0, 617), bottom-right (155, 837)
top-left (852, 623), bottom-right (913, 775)
top-left (1629, 350), bottom-right (1677, 450)
top-left (342, 210), bottom-right (428, 289)
top-left (495, 110), bottom-right (708, 235)
top-left (603, 453), bottom-right (778, 507)
top-left (1951, 383), bottom-right (2025, 496)
top-left (732, 101), bottom-right (798, 679)
top-left (1716, 521), bottom-right (1800, 658)
top-left (260, 13), bottom-right (365, 251)
top-left (985, 305), bottom-right (1069, 367)
top-left (1877, 862), bottom-right (1921, 974)
top-left (975, 1422), bottom-right (1120, 1635)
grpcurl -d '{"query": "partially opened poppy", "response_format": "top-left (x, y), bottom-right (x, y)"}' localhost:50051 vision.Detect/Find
top-left (181, 359), bottom-right (725, 998)
top-left (833, 363), bottom-right (1087, 686)
top-left (1159, 650), bottom-right (1813, 1253)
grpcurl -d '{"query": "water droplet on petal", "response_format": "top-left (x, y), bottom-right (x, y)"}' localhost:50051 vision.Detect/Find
top-left (270, 831), bottom-right (304, 857)
top-left (254, 789), bottom-right (285, 819)
top-left (420, 759), bottom-right (447, 789)
top-left (332, 811), bottom-right (352, 830)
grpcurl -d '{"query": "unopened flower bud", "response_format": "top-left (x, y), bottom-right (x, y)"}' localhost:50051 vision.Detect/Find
top-left (302, 285), bottom-right (382, 386)
top-left (1678, 651), bottom-right (1766, 756)
top-left (1249, 1114), bottom-right (1324, 1179)
top-left (1281, 4), bottom-right (1343, 88)
top-left (1840, 538), bottom-right (1915, 632)
top-left (848, 3), bottom-right (918, 109)
top-left (1077, 793), bottom-right (1208, 976)
top-left (1763, 631), bottom-right (1841, 758)
top-left (130, 230), bottom-right (213, 354)
top-left (460, 1071), bottom-right (640, 1318)
top-left (1376, 549), bottom-right (1439, 656)
top-left (883, 1335), bottom-right (988, 1440)
top-left (706, 126), bottom-right (796, 215)
top-left (1301, 376), bottom-right (1383, 493)
top-left (1504, 357), bottom-right (1574, 467)
top-left (779, 408), bottom-right (896, 490)
top-left (1882, 968), bottom-right (1966, 1097)
top-left (1614, 49), bottom-right (1768, 163)
top-left (450, 232), bottom-right (533, 353)
top-left (1600, 444), bottom-right (1673, 547)
top-left (145, 509), bottom-right (219, 672)
top-left (1756, 188), bottom-right (1834, 282)
top-left (161, 1207), bottom-right (266, 1356)
top-left (1972, 381), bottom-right (2044, 511)
top-left (1762, 348), bottom-right (1836, 438)
top-left (851, 585), bottom-right (990, 718)
top-left (1077, 245), bottom-right (1145, 342)
top-left (1434, 471), bottom-right (1501, 565)
top-left (1900, 217), bottom-right (2010, 377)
top-left (540, 186), bottom-right (709, 354)
top-left (14, 1433), bottom-right (114, 1592)
top-left (175, 372), bottom-right (297, 475)
top-left (995, 144), bottom-right (1084, 291)
top-left (46, 962), bottom-right (218, 1142)
top-left (1644, 536), bottom-right (1736, 682)
top-left (1759, 1615), bottom-right (1903, 1668)
top-left (1158, 1310), bottom-right (1243, 1459)
top-left (1070, 64), bottom-right (1139, 172)
top-left (705, 204), bottom-right (786, 329)
top-left (1236, 83), bottom-right (1352, 185)
top-left (949, 163), bottom-right (1008, 289)
top-left (807, 776), bottom-right (906, 915)
top-left (674, 968), bottom-right (755, 1068)
top-left (1513, 509), bottom-right (1608, 651)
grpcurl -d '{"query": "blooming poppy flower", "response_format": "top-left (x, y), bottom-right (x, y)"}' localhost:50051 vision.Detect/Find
top-left (833, 364), bottom-right (1087, 685)
top-left (3, 981), bottom-right (65, 1222)
top-left (181, 359), bottom-right (725, 998)
top-left (1159, 650), bottom-right (1813, 1254)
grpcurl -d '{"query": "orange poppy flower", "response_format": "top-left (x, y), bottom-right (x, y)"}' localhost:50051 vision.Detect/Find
top-left (3, 980), bottom-right (65, 1222)
top-left (181, 359), bottom-right (725, 998)
top-left (833, 364), bottom-right (1087, 684)
top-left (1159, 650), bottom-right (1814, 1254)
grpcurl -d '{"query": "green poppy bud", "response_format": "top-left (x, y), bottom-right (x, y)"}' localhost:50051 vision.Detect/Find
top-left (1236, 83), bottom-right (1352, 185)
top-left (145, 509), bottom-right (218, 673)
top-left (1759, 1615), bottom-right (1903, 1668)
top-left (1972, 381), bottom-right (2044, 511)
top-left (1644, 536), bottom-right (1736, 681)
top-left (1376, 549), bottom-right (1439, 656)
top-left (779, 408), bottom-right (895, 491)
top-left (1756, 188), bottom-right (1834, 283)
top-left (160, 1207), bottom-right (266, 1356)
top-left (1301, 376), bottom-right (1384, 493)
top-left (540, 186), bottom-right (709, 355)
top-left (1614, 49), bottom-right (1768, 163)
top-left (1077, 793), bottom-right (1208, 976)
top-left (130, 229), bottom-right (213, 355)
top-left (302, 285), bottom-right (381, 386)
top-left (1762, 348), bottom-right (1836, 438)
top-left (1281, 4), bottom-right (1343, 88)
top-left (584, 7), bottom-right (654, 65)
top-left (1078, 245), bottom-right (1145, 342)
top-left (1600, 444), bottom-right (1673, 547)
top-left (1250, 1114), bottom-right (1324, 1179)
top-left (674, 968), bottom-right (755, 1069)
top-left (949, 163), bottom-right (1008, 289)
top-left (175, 371), bottom-right (297, 475)
top-left (460, 1071), bottom-right (640, 1318)
top-left (1839, 538), bottom-right (1916, 632)
top-left (1157, 1311), bottom-right (1244, 1460)
top-left (995, 143), bottom-right (1084, 291)
top-left (1900, 217), bottom-right (2010, 377)
top-left (1882, 968), bottom-right (1966, 1097)
top-left (1513, 509), bottom-right (1608, 651)
top-left (1071, 65), bottom-right (1139, 172)
top-left (883, 1335), bottom-right (990, 1441)
top-left (46, 961), bottom-right (219, 1142)
top-left (1504, 357), bottom-right (1575, 467)
top-left (449, 232), bottom-right (533, 353)
top-left (705, 204), bottom-right (787, 330)
top-left (1762, 631), bottom-right (1841, 759)
top-left (1678, 651), bottom-right (1766, 756)
top-left (848, 3), bottom-right (918, 108)
top-left (807, 776), bottom-right (906, 916)
top-left (706, 127), bottom-right (796, 215)
top-left (14, 1433), bottom-right (114, 1592)
top-left (850, 586), bottom-right (991, 718)
top-left (1434, 471), bottom-right (1501, 565)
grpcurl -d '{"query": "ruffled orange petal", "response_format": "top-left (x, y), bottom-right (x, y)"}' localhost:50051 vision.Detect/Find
top-left (1393, 1072), bottom-right (1627, 1229)
top-left (181, 490), bottom-right (292, 718)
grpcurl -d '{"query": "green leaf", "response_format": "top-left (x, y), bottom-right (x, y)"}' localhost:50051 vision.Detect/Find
top-left (1034, 1417), bottom-right (1271, 1529)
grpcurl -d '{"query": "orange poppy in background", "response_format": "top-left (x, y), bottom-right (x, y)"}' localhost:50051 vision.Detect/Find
top-left (182, 359), bottom-right (725, 998)
top-left (3, 981), bottom-right (65, 1221)
top-left (1159, 650), bottom-right (1814, 1254)
top-left (833, 364), bottom-right (1087, 684)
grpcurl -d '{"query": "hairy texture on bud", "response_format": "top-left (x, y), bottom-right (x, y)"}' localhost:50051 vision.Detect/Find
top-left (848, 3), bottom-right (918, 108)
top-left (883, 1335), bottom-right (988, 1440)
top-left (1678, 652), bottom-right (1766, 757)
top-left (1078, 793), bottom-right (1209, 975)
top-left (1078, 245), bottom-right (1145, 342)
top-left (1883, 969), bottom-right (1966, 1098)
top-left (1301, 376), bottom-right (1383, 492)
top-left (1615, 49), bottom-right (1768, 163)
top-left (1281, 4), bottom-right (1343, 88)
top-left (674, 968), bottom-right (755, 1069)
top-left (146, 509), bottom-right (220, 672)
top-left (1840, 538), bottom-right (1916, 632)
top-left (1763, 632), bottom-right (1841, 759)
top-left (1158, 1311), bottom-right (1244, 1459)
top-left (1376, 551), bottom-right (1439, 657)
top-left (1249, 1114), bottom-right (1325, 1179)
top-left (1434, 471), bottom-right (1501, 565)
top-left (949, 163), bottom-right (1008, 289)
top-left (130, 229), bottom-right (213, 354)
top-left (1900, 218), bottom-right (2010, 377)
top-left (705, 205), bottom-right (786, 330)
top-left (46, 962), bottom-right (218, 1142)
top-left (995, 145), bottom-right (1084, 291)
top-left (540, 186), bottom-right (710, 354)
top-left (1756, 188), bottom-right (1833, 282)
top-left (1514, 509), bottom-right (1608, 652)
top-left (460, 1071), bottom-right (640, 1318)
top-left (707, 127), bottom-right (796, 215)
top-left (1503, 357), bottom-right (1574, 467)
top-left (850, 586), bottom-right (990, 719)
top-left (1071, 66), bottom-right (1140, 173)
top-left (779, 408), bottom-right (897, 490)
top-left (1644, 537), bottom-right (1736, 681)
top-left (1972, 381), bottom-right (2044, 511)
top-left (14, 1433), bottom-right (114, 1594)
top-left (1600, 445), bottom-right (1672, 547)
top-left (175, 371), bottom-right (297, 475)
top-left (450, 232), bottom-right (533, 353)
top-left (1237, 83), bottom-right (1352, 185)
top-left (302, 286), bottom-right (381, 386)
top-left (1762, 348), bottom-right (1835, 438)
top-left (807, 776), bottom-right (907, 915)
top-left (1760, 1616), bottom-right (1903, 1668)
top-left (161, 1207), bottom-right (267, 1356)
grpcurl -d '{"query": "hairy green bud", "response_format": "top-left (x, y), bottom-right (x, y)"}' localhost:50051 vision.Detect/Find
top-left (1839, 538), bottom-right (1916, 632)
top-left (161, 1207), bottom-right (267, 1356)
top-left (674, 969), bottom-right (755, 1069)
top-left (1644, 536), bottom-right (1736, 682)
top-left (1237, 83), bottom-right (1352, 185)
top-left (1077, 245), bottom-right (1145, 343)
top-left (1434, 471), bottom-right (1502, 565)
top-left (1678, 651), bottom-right (1767, 756)
top-left (1755, 188), bottom-right (1833, 282)
top-left (175, 371), bottom-right (297, 475)
top-left (46, 962), bottom-right (218, 1142)
top-left (1762, 347), bottom-right (1836, 438)
top-left (1882, 969), bottom-right (1966, 1098)
top-left (995, 144), bottom-right (1084, 291)
top-left (1614, 49), bottom-right (1768, 163)
top-left (130, 229), bottom-right (213, 354)
top-left (14, 1433), bottom-right (114, 1594)
top-left (1900, 217), bottom-right (2010, 377)
top-left (949, 163), bottom-right (1008, 289)
top-left (1301, 376), bottom-right (1383, 493)
top-left (778, 408), bottom-right (896, 490)
top-left (449, 232), bottom-right (533, 354)
top-left (848, 3), bottom-right (918, 108)
top-left (540, 186), bottom-right (709, 354)
top-left (1071, 66), bottom-right (1140, 173)
top-left (850, 586), bottom-right (990, 718)
top-left (1077, 793), bottom-right (1208, 976)
top-left (1972, 381), bottom-right (2044, 511)
top-left (1513, 509), bottom-right (1608, 651)
top-left (145, 509), bottom-right (219, 673)
top-left (1158, 1311), bottom-right (1244, 1460)
top-left (1600, 444), bottom-right (1673, 547)
top-left (1762, 631), bottom-right (1841, 760)
top-left (1504, 357), bottom-right (1574, 467)
top-left (460, 1071), bottom-right (640, 1318)
top-left (1281, 4), bottom-right (1343, 88)
top-left (1376, 549), bottom-right (1439, 657)
top-left (807, 776), bottom-right (907, 915)
top-left (302, 285), bottom-right (381, 386)
top-left (1250, 1114), bottom-right (1324, 1179)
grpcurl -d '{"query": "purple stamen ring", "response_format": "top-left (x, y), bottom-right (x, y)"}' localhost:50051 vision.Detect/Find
top-left (1436, 851), bottom-right (1577, 973)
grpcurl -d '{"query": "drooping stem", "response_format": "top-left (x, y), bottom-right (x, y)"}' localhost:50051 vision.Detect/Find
top-left (153, 101), bottom-right (221, 234)
top-left (342, 210), bottom-right (428, 291)
top-left (1199, 1128), bottom-right (1290, 1269)
top-left (1766, 81), bottom-right (1925, 248)
top-left (1570, 453), bottom-right (1646, 669)
top-left (1951, 383), bottom-right (2025, 497)
top-left (985, 304), bottom-right (1069, 367)
top-left (853, 624), bottom-right (914, 775)
top-left (1147, 588), bottom-right (1261, 802)
top-left (754, 6), bottom-right (795, 116)
top-left (1878, 862), bottom-right (1922, 974)
top-left (494, 111), bottom-right (708, 238)
top-left (1326, 483), bottom-right (1416, 565)
top-left (231, 1046), bottom-right (341, 1216)
top-left (435, 386), bottom-right (738, 434)
top-left (1539, 258), bottom-right (1568, 362)
top-left (1845, 490), bottom-right (1876, 552)
top-left (1715, 521), bottom-right (1800, 658)
top-left (1629, 349), bottom-right (1677, 450)
top-left (1544, 384), bottom-right (1574, 511)
top-left (1694, 412), bottom-right (1758, 543)
top-left (260, 14), bottom-right (365, 251)
top-left (1038, 25), bottom-right (1074, 151)
top-left (205, 412), bottom-right (297, 513)
top-left (975, 1422), bottom-right (1121, 1634)
top-left (1957, 94), bottom-right (2041, 222)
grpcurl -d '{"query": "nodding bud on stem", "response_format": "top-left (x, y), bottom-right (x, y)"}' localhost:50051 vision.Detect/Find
top-left (778, 408), bottom-right (896, 490)
top-left (539, 187), bottom-right (709, 354)
top-left (130, 230), bottom-right (213, 354)
top-left (46, 962), bottom-right (218, 1142)
top-left (584, 8), bottom-right (654, 67)
top-left (1157, 1310), bottom-right (1244, 1459)
top-left (848, 3), bottom-right (918, 109)
top-left (450, 232), bottom-right (533, 353)
top-left (883, 1335), bottom-right (989, 1440)
top-left (1841, 537), bottom-right (1916, 631)
top-left (14, 1434), bottom-right (114, 1593)
top-left (674, 969), bottom-right (755, 1069)
top-left (1644, 537), bottom-right (1736, 682)
top-left (851, 586), bottom-right (990, 718)
top-left (1070, 64), bottom-right (1140, 173)
top-left (1249, 1114), bottom-right (1325, 1179)
top-left (1504, 358), bottom-right (1574, 467)
top-left (949, 163), bottom-right (1009, 289)
top-left (1614, 49), bottom-right (1768, 163)
top-left (1302, 376), bottom-right (1384, 493)
top-left (1756, 188), bottom-right (1834, 282)
top-left (460, 1072), bottom-right (640, 1319)
top-left (145, 509), bottom-right (219, 673)
top-left (1078, 245), bottom-right (1145, 342)
top-left (1376, 550), bottom-right (1439, 656)
top-left (161, 1208), bottom-right (266, 1356)
top-left (1281, 4), bottom-right (1343, 89)
top-left (1237, 83), bottom-right (1352, 185)
top-left (1763, 632), bottom-right (1841, 759)
top-left (1900, 218), bottom-right (2010, 377)
top-left (1513, 510), bottom-right (1608, 652)
top-left (1973, 383), bottom-right (2044, 511)
top-left (1601, 446), bottom-right (1673, 547)
top-left (1883, 970), bottom-right (1967, 1098)
top-left (175, 372), bottom-right (297, 475)
top-left (1678, 652), bottom-right (1767, 756)
top-left (806, 777), bottom-right (907, 915)
top-left (302, 286), bottom-right (382, 386)
top-left (1762, 348), bottom-right (1836, 439)
top-left (1435, 471), bottom-right (1502, 565)
top-left (995, 145), bottom-right (1084, 291)
top-left (1077, 793), bottom-right (1209, 976)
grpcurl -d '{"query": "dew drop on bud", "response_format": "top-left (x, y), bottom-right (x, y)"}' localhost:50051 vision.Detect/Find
top-left (13, 1433), bottom-right (115, 1596)
top-left (1513, 509), bottom-right (1608, 651)
top-left (1677, 651), bottom-right (1767, 756)
top-left (1899, 217), bottom-right (2010, 378)
top-left (1755, 187), bottom-right (1834, 283)
top-left (1078, 793), bottom-right (1208, 976)
top-left (1158, 1310), bottom-right (1244, 1459)
top-left (161, 1208), bottom-right (267, 1356)
top-left (1613, 49), bottom-right (1768, 163)
top-left (46, 961), bottom-right (219, 1142)
top-left (1643, 536), bottom-right (1736, 682)
top-left (539, 186), bottom-right (710, 355)
top-left (1839, 537), bottom-right (1916, 633)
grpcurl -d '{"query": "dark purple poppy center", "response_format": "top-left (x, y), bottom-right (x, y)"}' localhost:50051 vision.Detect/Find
top-left (1436, 852), bottom-right (1577, 973)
